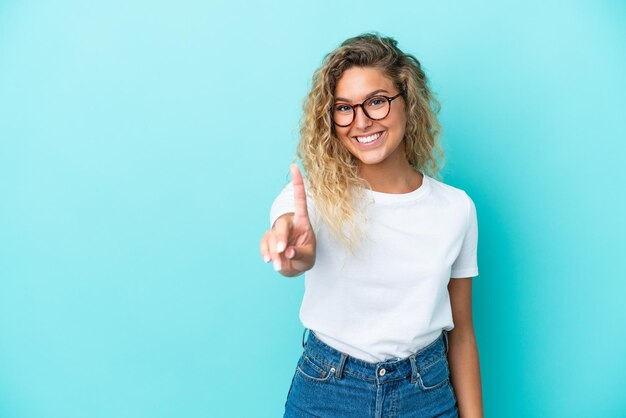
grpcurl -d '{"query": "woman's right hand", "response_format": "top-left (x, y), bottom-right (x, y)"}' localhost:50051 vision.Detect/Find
top-left (260, 163), bottom-right (316, 277)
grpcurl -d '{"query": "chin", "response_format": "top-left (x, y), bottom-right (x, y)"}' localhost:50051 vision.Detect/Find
top-left (353, 153), bottom-right (387, 166)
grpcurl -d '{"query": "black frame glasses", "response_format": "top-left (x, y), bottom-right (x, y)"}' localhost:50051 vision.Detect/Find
top-left (331, 92), bottom-right (403, 127)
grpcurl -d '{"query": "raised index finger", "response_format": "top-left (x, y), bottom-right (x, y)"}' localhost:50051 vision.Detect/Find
top-left (290, 163), bottom-right (309, 223)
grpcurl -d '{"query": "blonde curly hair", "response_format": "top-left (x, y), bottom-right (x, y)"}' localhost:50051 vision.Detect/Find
top-left (295, 32), bottom-right (445, 254)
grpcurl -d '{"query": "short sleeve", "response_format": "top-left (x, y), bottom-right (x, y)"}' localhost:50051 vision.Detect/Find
top-left (269, 181), bottom-right (295, 228)
top-left (450, 193), bottom-right (479, 278)
top-left (269, 180), bottom-right (319, 231)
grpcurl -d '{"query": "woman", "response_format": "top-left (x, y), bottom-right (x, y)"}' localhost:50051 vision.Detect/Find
top-left (260, 32), bottom-right (483, 418)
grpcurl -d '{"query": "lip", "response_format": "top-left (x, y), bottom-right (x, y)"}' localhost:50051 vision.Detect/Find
top-left (352, 130), bottom-right (386, 148)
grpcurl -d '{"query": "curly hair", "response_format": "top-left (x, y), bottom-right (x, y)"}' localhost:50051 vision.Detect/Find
top-left (295, 32), bottom-right (445, 254)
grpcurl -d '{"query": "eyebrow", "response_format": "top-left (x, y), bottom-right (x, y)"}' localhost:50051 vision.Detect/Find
top-left (335, 89), bottom-right (390, 103)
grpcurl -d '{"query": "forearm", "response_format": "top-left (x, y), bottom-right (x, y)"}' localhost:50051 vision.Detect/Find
top-left (447, 332), bottom-right (484, 418)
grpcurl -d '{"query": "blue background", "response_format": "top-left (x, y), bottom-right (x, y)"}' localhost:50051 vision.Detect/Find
top-left (1, 1), bottom-right (625, 417)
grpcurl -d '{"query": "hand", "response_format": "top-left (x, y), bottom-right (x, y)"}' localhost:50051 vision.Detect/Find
top-left (260, 163), bottom-right (316, 277)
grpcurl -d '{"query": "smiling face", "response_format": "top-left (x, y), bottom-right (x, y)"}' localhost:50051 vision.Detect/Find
top-left (333, 66), bottom-right (407, 170)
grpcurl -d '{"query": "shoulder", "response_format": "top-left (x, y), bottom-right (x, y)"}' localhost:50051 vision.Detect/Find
top-left (426, 175), bottom-right (473, 206)
top-left (272, 177), bottom-right (320, 223)
top-left (425, 175), bottom-right (476, 229)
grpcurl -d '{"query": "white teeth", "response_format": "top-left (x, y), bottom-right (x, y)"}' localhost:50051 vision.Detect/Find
top-left (355, 131), bottom-right (383, 143)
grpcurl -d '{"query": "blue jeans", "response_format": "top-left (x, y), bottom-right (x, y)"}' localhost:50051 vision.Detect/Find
top-left (284, 329), bottom-right (459, 418)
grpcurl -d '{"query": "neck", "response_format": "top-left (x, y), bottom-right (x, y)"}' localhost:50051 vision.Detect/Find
top-left (358, 156), bottom-right (423, 194)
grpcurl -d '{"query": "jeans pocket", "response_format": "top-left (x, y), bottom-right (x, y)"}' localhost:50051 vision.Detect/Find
top-left (447, 380), bottom-right (458, 404)
top-left (296, 354), bottom-right (335, 384)
top-left (416, 356), bottom-right (450, 391)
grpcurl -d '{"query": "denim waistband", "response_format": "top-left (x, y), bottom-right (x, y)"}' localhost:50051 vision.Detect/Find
top-left (301, 329), bottom-right (450, 384)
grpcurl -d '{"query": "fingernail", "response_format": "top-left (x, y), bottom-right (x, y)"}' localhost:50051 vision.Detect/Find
top-left (273, 259), bottom-right (282, 271)
top-left (276, 241), bottom-right (286, 253)
top-left (263, 255), bottom-right (271, 263)
top-left (286, 248), bottom-right (294, 259)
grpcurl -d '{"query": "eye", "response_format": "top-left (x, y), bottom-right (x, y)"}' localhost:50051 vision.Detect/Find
top-left (367, 97), bottom-right (386, 107)
top-left (334, 104), bottom-right (352, 112)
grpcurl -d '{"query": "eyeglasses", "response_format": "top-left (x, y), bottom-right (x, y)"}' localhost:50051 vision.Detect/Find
top-left (331, 93), bottom-right (402, 127)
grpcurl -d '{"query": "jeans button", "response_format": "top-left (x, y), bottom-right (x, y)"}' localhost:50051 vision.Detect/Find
top-left (379, 368), bottom-right (386, 376)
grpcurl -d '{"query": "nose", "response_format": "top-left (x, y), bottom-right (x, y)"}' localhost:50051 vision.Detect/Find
top-left (354, 105), bottom-right (373, 130)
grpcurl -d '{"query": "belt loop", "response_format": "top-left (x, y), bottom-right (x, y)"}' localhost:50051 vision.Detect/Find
top-left (335, 353), bottom-right (348, 379)
top-left (409, 354), bottom-right (418, 384)
top-left (443, 330), bottom-right (449, 355)
top-left (302, 328), bottom-right (309, 349)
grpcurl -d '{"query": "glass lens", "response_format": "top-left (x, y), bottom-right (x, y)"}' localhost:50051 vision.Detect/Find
top-left (365, 96), bottom-right (389, 119)
top-left (333, 103), bottom-right (353, 126)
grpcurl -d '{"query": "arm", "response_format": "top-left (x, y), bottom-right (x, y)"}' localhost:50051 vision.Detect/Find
top-left (447, 277), bottom-right (484, 418)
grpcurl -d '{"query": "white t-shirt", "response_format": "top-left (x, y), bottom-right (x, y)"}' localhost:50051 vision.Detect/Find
top-left (269, 171), bottom-right (479, 363)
